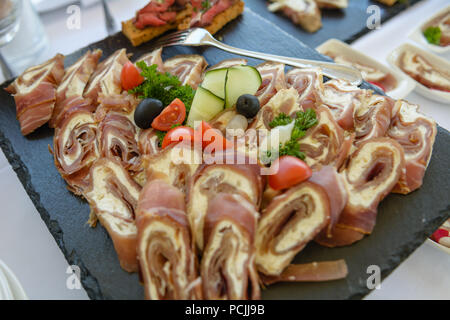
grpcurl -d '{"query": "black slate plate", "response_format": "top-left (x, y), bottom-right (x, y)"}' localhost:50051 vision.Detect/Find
top-left (0, 8), bottom-right (449, 300)
top-left (245, 0), bottom-right (424, 48)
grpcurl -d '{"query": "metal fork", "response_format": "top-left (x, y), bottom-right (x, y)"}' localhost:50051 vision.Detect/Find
top-left (153, 28), bottom-right (362, 86)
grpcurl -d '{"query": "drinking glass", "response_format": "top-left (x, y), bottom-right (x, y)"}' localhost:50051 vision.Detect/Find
top-left (0, 0), bottom-right (22, 79)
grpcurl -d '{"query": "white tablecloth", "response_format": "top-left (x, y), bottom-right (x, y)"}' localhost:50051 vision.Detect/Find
top-left (0, 0), bottom-right (448, 300)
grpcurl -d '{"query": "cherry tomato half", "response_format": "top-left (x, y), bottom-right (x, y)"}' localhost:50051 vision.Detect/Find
top-left (268, 156), bottom-right (312, 190)
top-left (152, 98), bottom-right (186, 131)
top-left (368, 81), bottom-right (386, 92)
top-left (121, 62), bottom-right (144, 91)
top-left (198, 121), bottom-right (232, 151)
top-left (161, 126), bottom-right (194, 149)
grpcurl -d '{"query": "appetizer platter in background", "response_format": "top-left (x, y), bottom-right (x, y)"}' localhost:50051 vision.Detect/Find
top-left (245, 0), bottom-right (424, 48)
top-left (1, 5), bottom-right (449, 300)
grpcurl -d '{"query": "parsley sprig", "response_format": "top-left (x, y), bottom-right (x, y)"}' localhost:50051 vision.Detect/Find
top-left (269, 109), bottom-right (318, 161)
top-left (130, 61), bottom-right (195, 113)
top-left (423, 26), bottom-right (441, 46)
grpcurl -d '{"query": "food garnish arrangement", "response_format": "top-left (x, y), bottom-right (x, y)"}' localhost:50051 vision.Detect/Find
top-left (4, 27), bottom-right (439, 299)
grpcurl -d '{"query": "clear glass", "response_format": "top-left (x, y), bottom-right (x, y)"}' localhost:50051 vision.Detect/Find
top-left (0, 0), bottom-right (22, 46)
top-left (2, 0), bottom-right (49, 75)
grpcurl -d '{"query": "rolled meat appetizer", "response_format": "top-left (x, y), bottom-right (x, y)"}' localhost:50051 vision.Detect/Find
top-left (255, 181), bottom-right (330, 276)
top-left (338, 137), bottom-right (405, 235)
top-left (135, 47), bottom-right (164, 72)
top-left (187, 161), bottom-right (264, 250)
top-left (83, 49), bottom-right (130, 105)
top-left (50, 49), bottom-right (102, 128)
top-left (136, 179), bottom-right (200, 300)
top-left (163, 54), bottom-right (207, 89)
top-left (6, 54), bottom-right (65, 135)
top-left (53, 108), bottom-right (100, 194)
top-left (354, 94), bottom-right (394, 145)
top-left (387, 100), bottom-right (437, 194)
top-left (286, 67), bottom-right (323, 110)
top-left (201, 193), bottom-right (260, 300)
top-left (84, 158), bottom-right (141, 272)
top-left (98, 111), bottom-right (141, 172)
top-left (255, 62), bottom-right (287, 107)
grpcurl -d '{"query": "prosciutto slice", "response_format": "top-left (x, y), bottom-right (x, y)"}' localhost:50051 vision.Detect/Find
top-left (50, 49), bottom-right (102, 128)
top-left (354, 94), bottom-right (393, 145)
top-left (83, 49), bottom-right (130, 105)
top-left (187, 161), bottom-right (264, 250)
top-left (338, 137), bottom-right (405, 235)
top-left (98, 112), bottom-right (140, 172)
top-left (163, 54), bottom-right (207, 89)
top-left (255, 181), bottom-right (330, 276)
top-left (314, 0), bottom-right (348, 9)
top-left (387, 100), bottom-right (437, 194)
top-left (138, 128), bottom-right (161, 156)
top-left (318, 79), bottom-right (371, 130)
top-left (267, 0), bottom-right (322, 33)
top-left (136, 47), bottom-right (164, 72)
top-left (202, 193), bottom-right (260, 300)
top-left (255, 62), bottom-right (287, 107)
top-left (286, 67), bottom-right (323, 110)
top-left (261, 260), bottom-right (348, 285)
top-left (53, 108), bottom-right (99, 194)
top-left (6, 54), bottom-right (65, 135)
top-left (251, 88), bottom-right (300, 131)
top-left (84, 158), bottom-right (141, 272)
top-left (299, 106), bottom-right (345, 170)
top-left (94, 92), bottom-right (138, 122)
top-left (136, 179), bottom-right (200, 300)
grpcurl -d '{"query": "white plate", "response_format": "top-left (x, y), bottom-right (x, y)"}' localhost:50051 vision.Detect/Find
top-left (0, 261), bottom-right (28, 300)
top-left (426, 239), bottom-right (450, 256)
top-left (316, 39), bottom-right (415, 99)
top-left (408, 5), bottom-right (450, 54)
top-left (387, 43), bottom-right (450, 104)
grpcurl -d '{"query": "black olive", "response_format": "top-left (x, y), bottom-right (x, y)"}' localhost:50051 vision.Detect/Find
top-left (134, 98), bottom-right (164, 129)
top-left (236, 94), bottom-right (260, 119)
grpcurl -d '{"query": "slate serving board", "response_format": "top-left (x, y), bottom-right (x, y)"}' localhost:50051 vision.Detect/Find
top-left (245, 0), bottom-right (424, 48)
top-left (0, 7), bottom-right (449, 300)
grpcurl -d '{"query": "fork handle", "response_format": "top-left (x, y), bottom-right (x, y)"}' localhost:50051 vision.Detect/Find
top-left (204, 38), bottom-right (362, 86)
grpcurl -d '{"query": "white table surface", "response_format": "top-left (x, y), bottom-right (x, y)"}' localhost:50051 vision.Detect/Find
top-left (0, 0), bottom-right (449, 300)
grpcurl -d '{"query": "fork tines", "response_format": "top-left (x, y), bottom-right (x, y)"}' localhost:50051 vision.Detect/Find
top-left (153, 29), bottom-right (191, 48)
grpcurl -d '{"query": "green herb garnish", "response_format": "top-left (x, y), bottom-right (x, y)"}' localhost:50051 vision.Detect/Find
top-left (201, 0), bottom-right (211, 10)
top-left (269, 109), bottom-right (318, 161)
top-left (130, 61), bottom-right (195, 113)
top-left (155, 130), bottom-right (167, 147)
top-left (423, 26), bottom-right (441, 46)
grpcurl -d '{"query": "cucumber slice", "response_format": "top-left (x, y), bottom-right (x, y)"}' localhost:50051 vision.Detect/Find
top-left (225, 66), bottom-right (262, 108)
top-left (202, 68), bottom-right (228, 99)
top-left (186, 86), bottom-right (224, 127)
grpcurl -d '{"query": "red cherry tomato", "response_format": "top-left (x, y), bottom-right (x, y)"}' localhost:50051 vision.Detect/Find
top-left (121, 62), bottom-right (144, 91)
top-left (431, 229), bottom-right (449, 243)
top-left (152, 98), bottom-right (186, 131)
top-left (368, 81), bottom-right (386, 92)
top-left (268, 156), bottom-right (312, 190)
top-left (198, 121), bottom-right (232, 151)
top-left (161, 126), bottom-right (195, 149)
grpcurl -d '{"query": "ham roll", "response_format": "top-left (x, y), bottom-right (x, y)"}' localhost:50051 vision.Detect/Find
top-left (338, 137), bottom-right (405, 236)
top-left (84, 158), bottom-right (141, 272)
top-left (207, 58), bottom-right (248, 71)
top-left (354, 94), bottom-right (393, 145)
top-left (94, 92), bottom-right (138, 122)
top-left (255, 62), bottom-right (287, 107)
top-left (98, 112), bottom-right (140, 172)
top-left (136, 47), bottom-right (164, 72)
top-left (50, 49), bottom-right (102, 128)
top-left (138, 128), bottom-right (161, 156)
top-left (83, 49), bottom-right (130, 105)
top-left (286, 67), bottom-right (323, 110)
top-left (201, 193), bottom-right (260, 300)
top-left (299, 106), bottom-right (346, 170)
top-left (163, 54), bottom-right (207, 89)
top-left (387, 100), bottom-right (437, 194)
top-left (255, 181), bottom-right (330, 276)
top-left (6, 54), bottom-right (65, 135)
top-left (136, 179), bottom-right (200, 300)
top-left (251, 88), bottom-right (301, 131)
top-left (318, 79), bottom-right (371, 130)
top-left (53, 108), bottom-right (100, 194)
top-left (187, 162), bottom-right (264, 250)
